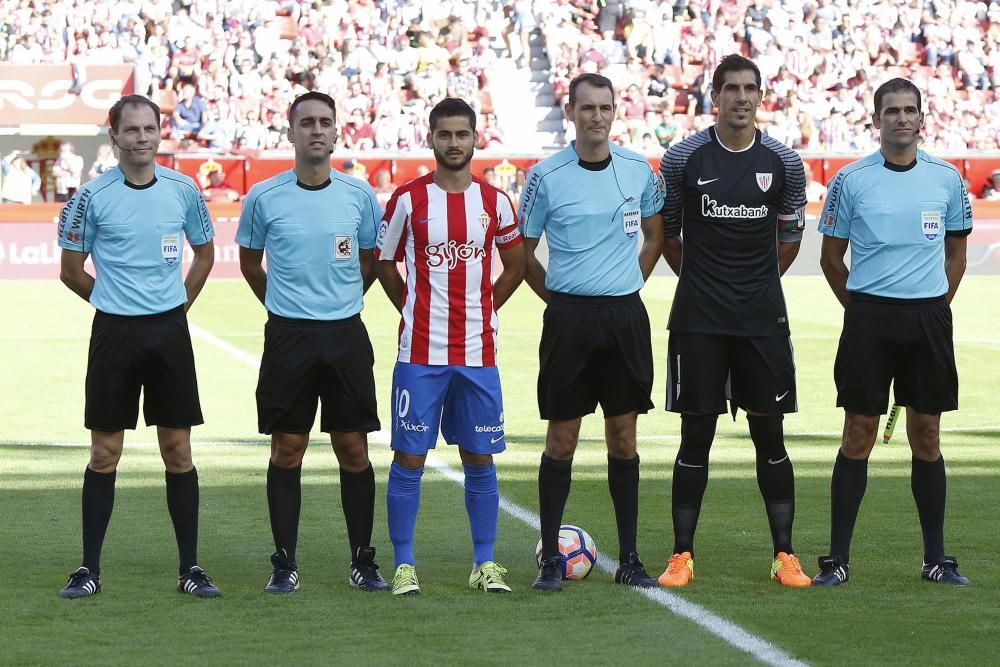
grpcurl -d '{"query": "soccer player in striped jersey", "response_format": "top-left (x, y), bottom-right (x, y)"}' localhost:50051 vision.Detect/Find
top-left (375, 98), bottom-right (525, 595)
top-left (657, 55), bottom-right (811, 588)
top-left (237, 92), bottom-right (387, 594)
top-left (57, 95), bottom-right (220, 599)
top-left (814, 78), bottom-right (973, 586)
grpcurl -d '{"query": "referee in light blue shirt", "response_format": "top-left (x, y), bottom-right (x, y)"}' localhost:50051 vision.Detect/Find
top-left (56, 95), bottom-right (219, 599)
top-left (236, 91), bottom-right (388, 594)
top-left (519, 73), bottom-right (664, 591)
top-left (815, 78), bottom-right (973, 587)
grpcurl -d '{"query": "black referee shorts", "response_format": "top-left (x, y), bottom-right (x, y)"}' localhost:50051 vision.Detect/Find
top-left (835, 293), bottom-right (958, 416)
top-left (85, 306), bottom-right (203, 431)
top-left (665, 332), bottom-right (797, 415)
top-left (256, 313), bottom-right (381, 435)
top-left (537, 291), bottom-right (654, 420)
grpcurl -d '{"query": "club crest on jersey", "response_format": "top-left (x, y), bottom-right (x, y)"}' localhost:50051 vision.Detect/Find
top-left (479, 210), bottom-right (491, 232)
top-left (921, 210), bottom-right (942, 240)
top-left (756, 172), bottom-right (773, 192)
top-left (335, 235), bottom-right (353, 260)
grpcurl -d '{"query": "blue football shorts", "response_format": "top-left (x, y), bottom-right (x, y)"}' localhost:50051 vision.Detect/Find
top-left (390, 362), bottom-right (506, 455)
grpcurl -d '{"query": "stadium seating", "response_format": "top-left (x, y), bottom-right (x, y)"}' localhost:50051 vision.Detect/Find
top-left (0, 0), bottom-right (997, 155)
top-left (533, 0), bottom-right (1000, 153)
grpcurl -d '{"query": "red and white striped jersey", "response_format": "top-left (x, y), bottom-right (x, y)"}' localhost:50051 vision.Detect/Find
top-left (375, 173), bottom-right (522, 366)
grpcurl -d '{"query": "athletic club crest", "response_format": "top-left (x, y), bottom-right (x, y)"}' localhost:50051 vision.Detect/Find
top-left (756, 172), bottom-right (773, 192)
top-left (479, 211), bottom-right (491, 232)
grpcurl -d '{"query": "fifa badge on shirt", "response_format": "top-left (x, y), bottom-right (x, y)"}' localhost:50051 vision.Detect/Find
top-left (161, 234), bottom-right (180, 265)
top-left (756, 172), bottom-right (773, 192)
top-left (335, 235), bottom-right (353, 260)
top-left (921, 210), bottom-right (942, 240)
top-left (623, 208), bottom-right (640, 240)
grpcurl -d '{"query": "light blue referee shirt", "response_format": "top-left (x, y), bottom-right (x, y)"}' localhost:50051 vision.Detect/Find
top-left (56, 164), bottom-right (214, 316)
top-left (819, 150), bottom-right (973, 299)
top-left (518, 142), bottom-right (664, 296)
top-left (236, 169), bottom-right (380, 320)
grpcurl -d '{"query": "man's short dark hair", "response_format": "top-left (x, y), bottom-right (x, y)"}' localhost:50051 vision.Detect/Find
top-left (288, 91), bottom-right (337, 123)
top-left (108, 95), bottom-right (161, 132)
top-left (711, 54), bottom-right (762, 93)
top-left (568, 73), bottom-right (615, 107)
top-left (873, 77), bottom-right (922, 115)
top-left (428, 97), bottom-right (477, 131)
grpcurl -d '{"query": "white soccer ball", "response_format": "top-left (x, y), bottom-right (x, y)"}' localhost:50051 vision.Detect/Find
top-left (535, 524), bottom-right (598, 580)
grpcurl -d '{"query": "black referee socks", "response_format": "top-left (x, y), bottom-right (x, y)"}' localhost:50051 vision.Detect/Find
top-left (538, 454), bottom-right (573, 560)
top-left (911, 455), bottom-right (947, 564)
top-left (829, 450), bottom-right (869, 563)
top-left (340, 464), bottom-right (376, 557)
top-left (267, 462), bottom-right (302, 563)
top-left (608, 454), bottom-right (640, 562)
top-left (165, 467), bottom-right (200, 574)
top-left (81, 466), bottom-right (116, 574)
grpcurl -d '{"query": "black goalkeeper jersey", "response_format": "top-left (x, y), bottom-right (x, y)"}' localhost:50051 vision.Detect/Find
top-left (660, 127), bottom-right (806, 336)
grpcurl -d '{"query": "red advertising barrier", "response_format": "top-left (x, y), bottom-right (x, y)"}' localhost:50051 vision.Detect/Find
top-left (0, 65), bottom-right (135, 126)
top-left (4, 201), bottom-right (1000, 280)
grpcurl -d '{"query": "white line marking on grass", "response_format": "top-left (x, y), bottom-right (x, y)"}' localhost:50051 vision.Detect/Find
top-left (425, 455), bottom-right (809, 667)
top-left (189, 323), bottom-right (262, 368)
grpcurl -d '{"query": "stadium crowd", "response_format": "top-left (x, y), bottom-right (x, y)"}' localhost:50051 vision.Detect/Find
top-left (543, 0), bottom-right (1000, 152)
top-left (0, 0), bottom-right (511, 152)
top-left (0, 0), bottom-right (998, 155)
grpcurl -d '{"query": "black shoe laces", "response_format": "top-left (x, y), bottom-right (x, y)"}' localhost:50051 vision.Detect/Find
top-left (354, 560), bottom-right (383, 581)
top-left (67, 570), bottom-right (92, 587)
top-left (186, 569), bottom-right (214, 588)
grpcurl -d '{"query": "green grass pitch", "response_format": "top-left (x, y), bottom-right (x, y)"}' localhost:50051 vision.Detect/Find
top-left (1, 276), bottom-right (998, 666)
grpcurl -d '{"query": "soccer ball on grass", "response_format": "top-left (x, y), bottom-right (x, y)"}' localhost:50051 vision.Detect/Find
top-left (534, 524), bottom-right (598, 580)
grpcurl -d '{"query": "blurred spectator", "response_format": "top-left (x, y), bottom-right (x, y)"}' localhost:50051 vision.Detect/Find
top-left (172, 83), bottom-right (207, 139)
top-left (343, 109), bottom-right (376, 150)
top-left (50, 143), bottom-right (84, 202)
top-left (982, 169), bottom-right (1000, 200)
top-left (87, 144), bottom-right (118, 181)
top-left (478, 112), bottom-right (505, 149)
top-left (341, 159), bottom-right (367, 181)
top-left (507, 167), bottom-right (527, 202)
top-left (803, 162), bottom-right (827, 203)
top-left (199, 161), bottom-right (240, 203)
top-left (482, 166), bottom-right (498, 187)
top-left (1, 151), bottom-right (41, 204)
top-left (373, 169), bottom-right (395, 208)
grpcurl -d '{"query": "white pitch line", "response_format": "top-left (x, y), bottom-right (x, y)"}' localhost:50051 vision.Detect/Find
top-left (425, 456), bottom-right (808, 667)
top-left (189, 323), bottom-right (262, 369)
